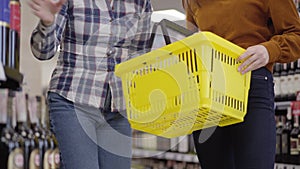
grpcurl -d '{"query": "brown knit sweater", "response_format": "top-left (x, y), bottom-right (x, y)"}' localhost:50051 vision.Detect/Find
top-left (184, 0), bottom-right (300, 72)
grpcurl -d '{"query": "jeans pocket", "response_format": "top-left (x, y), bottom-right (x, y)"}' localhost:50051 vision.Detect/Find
top-left (248, 74), bottom-right (274, 110)
top-left (249, 75), bottom-right (269, 97)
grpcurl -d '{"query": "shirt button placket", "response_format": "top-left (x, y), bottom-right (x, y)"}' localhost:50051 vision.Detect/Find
top-left (106, 47), bottom-right (116, 57)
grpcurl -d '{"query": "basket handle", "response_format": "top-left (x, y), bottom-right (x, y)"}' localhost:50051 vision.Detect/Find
top-left (148, 19), bottom-right (196, 48)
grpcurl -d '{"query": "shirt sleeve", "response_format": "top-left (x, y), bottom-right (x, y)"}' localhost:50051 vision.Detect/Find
top-left (30, 3), bottom-right (69, 60)
top-left (128, 0), bottom-right (153, 58)
top-left (260, 0), bottom-right (300, 63)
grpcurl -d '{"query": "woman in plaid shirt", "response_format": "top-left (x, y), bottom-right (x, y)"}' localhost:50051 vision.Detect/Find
top-left (29, 0), bottom-right (152, 168)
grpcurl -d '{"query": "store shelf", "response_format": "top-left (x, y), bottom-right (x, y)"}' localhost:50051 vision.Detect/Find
top-left (133, 149), bottom-right (300, 168)
top-left (276, 155), bottom-right (300, 166)
top-left (275, 163), bottom-right (300, 169)
top-left (132, 149), bottom-right (198, 163)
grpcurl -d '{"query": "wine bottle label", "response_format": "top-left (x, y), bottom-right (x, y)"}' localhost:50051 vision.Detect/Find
top-left (0, 0), bottom-right (10, 24)
top-left (52, 148), bottom-right (60, 168)
top-left (9, 1), bottom-right (20, 34)
top-left (54, 151), bottom-right (60, 166)
top-left (15, 92), bottom-right (27, 122)
top-left (7, 148), bottom-right (24, 169)
top-left (298, 135), bottom-right (300, 152)
top-left (292, 102), bottom-right (300, 115)
top-left (275, 135), bottom-right (281, 155)
top-left (295, 74), bottom-right (300, 94)
top-left (43, 150), bottom-right (53, 169)
top-left (273, 77), bottom-right (281, 96)
top-left (290, 138), bottom-right (299, 155)
top-left (170, 137), bottom-right (178, 152)
top-left (0, 89), bottom-right (8, 123)
top-left (29, 149), bottom-right (40, 169)
top-left (178, 136), bottom-right (189, 153)
top-left (280, 76), bottom-right (289, 95)
top-left (282, 134), bottom-right (289, 154)
top-left (287, 75), bottom-right (295, 95)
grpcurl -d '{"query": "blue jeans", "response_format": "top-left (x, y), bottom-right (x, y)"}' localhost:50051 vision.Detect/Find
top-left (193, 67), bottom-right (276, 169)
top-left (47, 92), bottom-right (132, 169)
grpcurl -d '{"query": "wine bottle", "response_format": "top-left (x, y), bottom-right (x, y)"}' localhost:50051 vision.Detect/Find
top-left (0, 89), bottom-right (9, 169)
top-left (274, 63), bottom-right (282, 101)
top-left (40, 95), bottom-right (56, 169)
top-left (275, 116), bottom-right (283, 156)
top-left (50, 144), bottom-right (60, 169)
top-left (280, 63), bottom-right (289, 101)
top-left (8, 0), bottom-right (20, 70)
top-left (295, 59), bottom-right (300, 97)
top-left (290, 113), bottom-right (300, 155)
top-left (36, 96), bottom-right (46, 169)
top-left (281, 108), bottom-right (292, 156)
top-left (28, 95), bottom-right (41, 169)
top-left (15, 92), bottom-right (36, 169)
top-left (4, 90), bottom-right (24, 169)
top-left (287, 62), bottom-right (296, 101)
top-left (0, 0), bottom-right (10, 66)
top-left (178, 136), bottom-right (189, 153)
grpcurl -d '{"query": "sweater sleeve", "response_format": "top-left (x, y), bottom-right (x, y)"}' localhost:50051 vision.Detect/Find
top-left (260, 0), bottom-right (300, 63)
top-left (183, 0), bottom-right (198, 32)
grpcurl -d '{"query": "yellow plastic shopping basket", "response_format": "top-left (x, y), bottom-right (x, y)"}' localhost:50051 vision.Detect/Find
top-left (115, 31), bottom-right (251, 138)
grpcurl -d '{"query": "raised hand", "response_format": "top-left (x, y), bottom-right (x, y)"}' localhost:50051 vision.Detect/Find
top-left (28, 0), bottom-right (66, 26)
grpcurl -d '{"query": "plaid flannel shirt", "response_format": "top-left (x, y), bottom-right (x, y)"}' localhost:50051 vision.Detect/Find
top-left (30, 0), bottom-right (153, 111)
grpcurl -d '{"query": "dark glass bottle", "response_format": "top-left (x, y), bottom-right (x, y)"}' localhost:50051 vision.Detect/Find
top-left (42, 103), bottom-right (55, 169)
top-left (281, 108), bottom-right (293, 157)
top-left (290, 114), bottom-right (300, 155)
top-left (0, 0), bottom-right (10, 66)
top-left (276, 116), bottom-right (283, 159)
top-left (15, 92), bottom-right (35, 169)
top-left (36, 96), bottom-right (47, 169)
top-left (294, 59), bottom-right (300, 98)
top-left (287, 62), bottom-right (296, 101)
top-left (280, 63), bottom-right (289, 101)
top-left (28, 97), bottom-right (44, 169)
top-left (274, 63), bottom-right (282, 101)
top-left (8, 0), bottom-right (20, 70)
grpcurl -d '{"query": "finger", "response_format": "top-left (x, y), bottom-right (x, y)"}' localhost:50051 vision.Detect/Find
top-left (238, 54), bottom-right (257, 72)
top-left (31, 0), bottom-right (42, 6)
top-left (28, 1), bottom-right (41, 11)
top-left (240, 59), bottom-right (261, 74)
top-left (237, 49), bottom-right (254, 62)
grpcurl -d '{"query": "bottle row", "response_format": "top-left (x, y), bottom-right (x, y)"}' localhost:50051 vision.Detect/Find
top-left (273, 59), bottom-right (300, 102)
top-left (0, 89), bottom-right (60, 169)
top-left (276, 101), bottom-right (300, 163)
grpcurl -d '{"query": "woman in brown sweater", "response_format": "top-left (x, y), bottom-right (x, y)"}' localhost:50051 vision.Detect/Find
top-left (183, 0), bottom-right (300, 168)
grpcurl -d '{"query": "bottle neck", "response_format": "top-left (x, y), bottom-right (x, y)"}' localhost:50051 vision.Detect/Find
top-left (293, 115), bottom-right (300, 127)
top-left (6, 90), bottom-right (15, 130)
